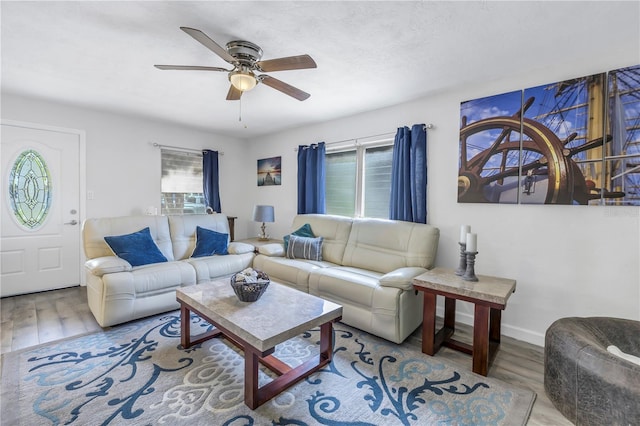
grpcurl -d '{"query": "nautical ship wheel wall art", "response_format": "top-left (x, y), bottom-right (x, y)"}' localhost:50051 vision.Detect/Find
top-left (458, 64), bottom-right (640, 206)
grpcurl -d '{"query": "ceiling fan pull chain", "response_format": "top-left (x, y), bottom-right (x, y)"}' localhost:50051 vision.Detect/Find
top-left (239, 97), bottom-right (242, 122)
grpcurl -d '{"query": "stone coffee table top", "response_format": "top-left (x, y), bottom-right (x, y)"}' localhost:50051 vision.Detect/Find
top-left (177, 280), bottom-right (343, 352)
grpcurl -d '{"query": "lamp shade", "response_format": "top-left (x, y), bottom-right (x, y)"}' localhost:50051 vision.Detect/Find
top-left (229, 71), bottom-right (257, 91)
top-left (253, 205), bottom-right (274, 223)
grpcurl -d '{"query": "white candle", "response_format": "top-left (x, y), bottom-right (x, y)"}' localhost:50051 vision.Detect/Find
top-left (459, 225), bottom-right (470, 244)
top-left (466, 233), bottom-right (477, 252)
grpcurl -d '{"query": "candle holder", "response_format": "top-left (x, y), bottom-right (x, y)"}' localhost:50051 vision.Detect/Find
top-left (455, 242), bottom-right (467, 276)
top-left (462, 251), bottom-right (479, 282)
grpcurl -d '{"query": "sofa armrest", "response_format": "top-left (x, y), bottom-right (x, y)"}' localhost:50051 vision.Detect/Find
top-left (379, 267), bottom-right (428, 290)
top-left (227, 242), bottom-right (255, 254)
top-left (85, 256), bottom-right (132, 277)
top-left (257, 243), bottom-right (285, 257)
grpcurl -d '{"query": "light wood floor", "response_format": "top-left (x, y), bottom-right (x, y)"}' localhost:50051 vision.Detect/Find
top-left (0, 286), bottom-right (571, 425)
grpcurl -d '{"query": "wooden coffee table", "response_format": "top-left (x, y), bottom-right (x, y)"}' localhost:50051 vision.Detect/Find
top-left (413, 267), bottom-right (516, 376)
top-left (176, 280), bottom-right (343, 409)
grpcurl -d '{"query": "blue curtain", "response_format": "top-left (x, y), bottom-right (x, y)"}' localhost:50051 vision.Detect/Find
top-left (389, 124), bottom-right (427, 223)
top-left (202, 150), bottom-right (221, 213)
top-left (297, 142), bottom-right (326, 214)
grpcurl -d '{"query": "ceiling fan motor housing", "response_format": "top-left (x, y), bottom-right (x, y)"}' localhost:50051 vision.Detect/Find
top-left (226, 40), bottom-right (263, 65)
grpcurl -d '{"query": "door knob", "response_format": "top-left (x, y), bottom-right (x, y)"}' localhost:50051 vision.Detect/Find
top-left (64, 220), bottom-right (78, 225)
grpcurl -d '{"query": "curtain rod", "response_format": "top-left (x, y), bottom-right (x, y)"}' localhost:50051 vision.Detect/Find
top-left (152, 142), bottom-right (224, 155)
top-left (326, 124), bottom-right (434, 146)
top-left (325, 131), bottom-right (395, 147)
top-left (295, 123), bottom-right (434, 151)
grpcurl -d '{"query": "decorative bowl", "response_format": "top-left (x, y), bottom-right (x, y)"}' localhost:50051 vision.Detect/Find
top-left (230, 269), bottom-right (270, 302)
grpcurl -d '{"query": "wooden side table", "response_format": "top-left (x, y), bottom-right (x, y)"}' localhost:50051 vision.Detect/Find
top-left (413, 267), bottom-right (516, 376)
top-left (226, 216), bottom-right (237, 241)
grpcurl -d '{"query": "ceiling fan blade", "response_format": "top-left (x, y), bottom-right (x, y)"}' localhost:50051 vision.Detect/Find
top-left (226, 85), bottom-right (243, 101)
top-left (257, 55), bottom-right (317, 72)
top-left (180, 27), bottom-right (236, 64)
top-left (259, 75), bottom-right (310, 101)
top-left (154, 65), bottom-right (230, 72)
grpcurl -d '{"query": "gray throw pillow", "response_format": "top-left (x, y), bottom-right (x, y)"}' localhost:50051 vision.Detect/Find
top-left (286, 235), bottom-right (323, 261)
top-left (283, 223), bottom-right (315, 252)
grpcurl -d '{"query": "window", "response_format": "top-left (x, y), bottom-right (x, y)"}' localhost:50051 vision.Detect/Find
top-left (160, 149), bottom-right (206, 215)
top-left (325, 140), bottom-right (394, 218)
top-left (326, 150), bottom-right (356, 216)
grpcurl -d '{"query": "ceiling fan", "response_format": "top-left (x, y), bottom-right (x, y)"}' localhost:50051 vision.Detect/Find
top-left (155, 27), bottom-right (317, 101)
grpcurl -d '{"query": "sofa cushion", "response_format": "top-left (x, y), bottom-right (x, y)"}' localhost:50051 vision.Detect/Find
top-left (191, 226), bottom-right (228, 257)
top-left (342, 218), bottom-right (439, 274)
top-left (168, 214), bottom-right (230, 260)
top-left (83, 215), bottom-right (174, 261)
top-left (252, 254), bottom-right (333, 293)
top-left (258, 243), bottom-right (285, 257)
top-left (309, 266), bottom-right (382, 308)
top-left (291, 214), bottom-right (353, 264)
top-left (286, 235), bottom-right (323, 261)
top-left (228, 242), bottom-right (255, 254)
top-left (186, 252), bottom-right (255, 284)
top-left (283, 223), bottom-right (315, 252)
top-left (128, 261), bottom-right (195, 295)
top-left (104, 227), bottom-right (168, 267)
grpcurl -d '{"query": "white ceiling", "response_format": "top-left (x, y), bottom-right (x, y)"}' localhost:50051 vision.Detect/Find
top-left (1, 1), bottom-right (638, 138)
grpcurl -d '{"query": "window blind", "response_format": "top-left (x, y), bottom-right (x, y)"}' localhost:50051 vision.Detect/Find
top-left (161, 149), bottom-right (203, 193)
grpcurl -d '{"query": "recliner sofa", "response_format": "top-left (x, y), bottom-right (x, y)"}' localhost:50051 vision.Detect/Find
top-left (82, 214), bottom-right (254, 327)
top-left (253, 214), bottom-right (440, 343)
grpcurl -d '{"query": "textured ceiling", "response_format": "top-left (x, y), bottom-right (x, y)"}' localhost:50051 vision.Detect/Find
top-left (1, 1), bottom-right (638, 138)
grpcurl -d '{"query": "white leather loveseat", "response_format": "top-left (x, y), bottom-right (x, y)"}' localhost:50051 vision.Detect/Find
top-left (82, 214), bottom-right (254, 327)
top-left (253, 214), bottom-right (440, 343)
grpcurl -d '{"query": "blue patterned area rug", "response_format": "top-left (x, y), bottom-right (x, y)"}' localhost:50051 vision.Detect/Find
top-left (1, 312), bottom-right (535, 425)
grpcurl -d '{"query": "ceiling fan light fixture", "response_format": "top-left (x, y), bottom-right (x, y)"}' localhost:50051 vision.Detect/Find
top-left (229, 71), bottom-right (257, 92)
top-left (157, 28), bottom-right (315, 100)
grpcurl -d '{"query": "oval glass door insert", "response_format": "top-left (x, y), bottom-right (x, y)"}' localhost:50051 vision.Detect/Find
top-left (9, 149), bottom-right (52, 229)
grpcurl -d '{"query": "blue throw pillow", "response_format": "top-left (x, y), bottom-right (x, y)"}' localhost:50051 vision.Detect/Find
top-left (283, 223), bottom-right (315, 252)
top-left (286, 235), bottom-right (324, 261)
top-left (191, 226), bottom-right (229, 258)
top-left (104, 227), bottom-right (168, 267)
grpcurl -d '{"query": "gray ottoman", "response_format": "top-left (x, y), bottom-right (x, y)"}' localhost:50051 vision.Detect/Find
top-left (544, 317), bottom-right (640, 425)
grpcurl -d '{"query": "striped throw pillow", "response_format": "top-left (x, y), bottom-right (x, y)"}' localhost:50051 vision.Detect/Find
top-left (286, 235), bottom-right (323, 261)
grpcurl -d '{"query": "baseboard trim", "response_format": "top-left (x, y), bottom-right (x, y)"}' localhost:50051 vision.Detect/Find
top-left (435, 306), bottom-right (545, 348)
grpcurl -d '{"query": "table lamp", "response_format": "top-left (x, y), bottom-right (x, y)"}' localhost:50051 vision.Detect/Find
top-left (252, 205), bottom-right (275, 240)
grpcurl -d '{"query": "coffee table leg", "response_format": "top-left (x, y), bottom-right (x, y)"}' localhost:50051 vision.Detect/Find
top-left (180, 303), bottom-right (191, 349)
top-left (243, 321), bottom-right (337, 409)
top-left (473, 304), bottom-right (490, 376)
top-left (245, 346), bottom-right (260, 409)
top-left (319, 322), bottom-right (333, 362)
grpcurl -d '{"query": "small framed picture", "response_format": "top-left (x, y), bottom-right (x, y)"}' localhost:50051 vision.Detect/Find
top-left (257, 156), bottom-right (281, 186)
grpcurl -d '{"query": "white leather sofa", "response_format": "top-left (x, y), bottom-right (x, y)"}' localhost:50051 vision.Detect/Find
top-left (252, 214), bottom-right (440, 343)
top-left (82, 214), bottom-right (254, 327)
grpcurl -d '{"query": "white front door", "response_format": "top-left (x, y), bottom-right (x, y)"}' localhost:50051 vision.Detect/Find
top-left (1, 122), bottom-right (84, 297)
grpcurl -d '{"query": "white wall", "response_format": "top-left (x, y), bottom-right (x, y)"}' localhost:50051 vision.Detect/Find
top-left (1, 93), bottom-right (250, 223)
top-left (247, 69), bottom-right (640, 347)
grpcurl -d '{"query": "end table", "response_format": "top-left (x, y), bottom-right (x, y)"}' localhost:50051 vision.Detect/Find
top-left (413, 267), bottom-right (516, 376)
top-left (236, 237), bottom-right (283, 253)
